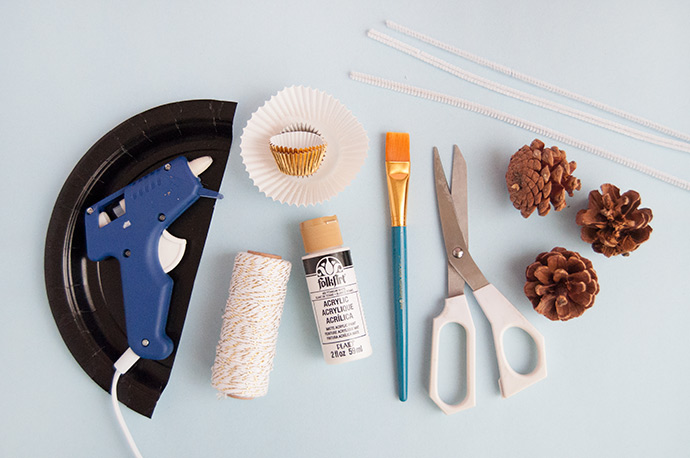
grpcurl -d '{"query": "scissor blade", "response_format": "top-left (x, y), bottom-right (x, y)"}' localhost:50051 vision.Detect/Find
top-left (448, 146), bottom-right (468, 297)
top-left (451, 145), bottom-right (468, 240)
top-left (433, 149), bottom-right (489, 291)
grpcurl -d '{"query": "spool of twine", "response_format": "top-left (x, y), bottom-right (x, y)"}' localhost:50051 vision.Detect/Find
top-left (211, 251), bottom-right (292, 399)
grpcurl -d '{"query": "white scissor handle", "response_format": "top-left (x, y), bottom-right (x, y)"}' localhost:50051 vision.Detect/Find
top-left (429, 294), bottom-right (476, 414)
top-left (473, 284), bottom-right (547, 398)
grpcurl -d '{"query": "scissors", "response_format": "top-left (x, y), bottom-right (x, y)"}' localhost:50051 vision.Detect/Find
top-left (429, 145), bottom-right (547, 414)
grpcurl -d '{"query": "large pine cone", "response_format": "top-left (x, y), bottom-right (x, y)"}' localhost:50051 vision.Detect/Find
top-left (525, 247), bottom-right (599, 321)
top-left (506, 139), bottom-right (581, 218)
top-left (576, 184), bottom-right (653, 257)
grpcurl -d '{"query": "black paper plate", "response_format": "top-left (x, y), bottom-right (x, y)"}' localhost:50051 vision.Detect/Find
top-left (44, 100), bottom-right (237, 417)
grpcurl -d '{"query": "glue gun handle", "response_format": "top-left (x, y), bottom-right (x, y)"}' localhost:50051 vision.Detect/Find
top-left (120, 250), bottom-right (175, 360)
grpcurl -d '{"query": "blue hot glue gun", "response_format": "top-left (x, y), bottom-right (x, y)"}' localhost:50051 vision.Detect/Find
top-left (84, 156), bottom-right (222, 360)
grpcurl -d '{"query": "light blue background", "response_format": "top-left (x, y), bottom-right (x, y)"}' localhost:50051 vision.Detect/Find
top-left (2, 1), bottom-right (689, 457)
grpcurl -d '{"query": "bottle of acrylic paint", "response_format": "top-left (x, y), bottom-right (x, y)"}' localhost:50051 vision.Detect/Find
top-left (300, 215), bottom-right (372, 364)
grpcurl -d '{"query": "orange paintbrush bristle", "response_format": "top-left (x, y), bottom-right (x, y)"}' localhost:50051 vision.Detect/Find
top-left (385, 132), bottom-right (410, 162)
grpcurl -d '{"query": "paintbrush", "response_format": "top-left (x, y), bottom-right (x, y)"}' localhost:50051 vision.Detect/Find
top-left (385, 132), bottom-right (410, 402)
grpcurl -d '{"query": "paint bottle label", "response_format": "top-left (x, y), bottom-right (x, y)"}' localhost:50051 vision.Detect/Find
top-left (303, 248), bottom-right (372, 364)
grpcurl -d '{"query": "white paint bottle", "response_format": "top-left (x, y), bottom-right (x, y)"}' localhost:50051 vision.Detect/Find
top-left (300, 215), bottom-right (372, 364)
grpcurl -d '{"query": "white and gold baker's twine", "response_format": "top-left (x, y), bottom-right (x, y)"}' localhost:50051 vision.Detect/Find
top-left (211, 251), bottom-right (292, 399)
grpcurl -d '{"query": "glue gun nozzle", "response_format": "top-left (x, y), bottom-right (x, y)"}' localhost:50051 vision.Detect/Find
top-left (188, 156), bottom-right (213, 177)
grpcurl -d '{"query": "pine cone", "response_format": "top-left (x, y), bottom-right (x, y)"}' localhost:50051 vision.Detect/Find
top-left (576, 184), bottom-right (653, 257)
top-left (506, 139), bottom-right (581, 218)
top-left (524, 247), bottom-right (599, 321)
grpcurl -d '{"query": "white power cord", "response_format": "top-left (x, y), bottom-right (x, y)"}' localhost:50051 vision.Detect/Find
top-left (112, 348), bottom-right (143, 458)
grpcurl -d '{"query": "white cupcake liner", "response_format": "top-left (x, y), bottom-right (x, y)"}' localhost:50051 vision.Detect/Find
top-left (240, 86), bottom-right (369, 206)
top-left (270, 131), bottom-right (324, 150)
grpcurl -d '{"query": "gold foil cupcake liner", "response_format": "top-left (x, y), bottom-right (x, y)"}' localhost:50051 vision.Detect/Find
top-left (269, 131), bottom-right (327, 177)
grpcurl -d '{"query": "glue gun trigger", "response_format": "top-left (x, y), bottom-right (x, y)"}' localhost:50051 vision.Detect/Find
top-left (158, 230), bottom-right (186, 273)
top-left (156, 156), bottom-right (218, 274)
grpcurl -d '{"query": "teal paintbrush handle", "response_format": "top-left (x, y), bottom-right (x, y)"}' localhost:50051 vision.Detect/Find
top-left (392, 225), bottom-right (408, 401)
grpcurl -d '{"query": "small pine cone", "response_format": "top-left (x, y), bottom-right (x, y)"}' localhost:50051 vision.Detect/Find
top-left (576, 184), bottom-right (653, 257)
top-left (525, 247), bottom-right (600, 321)
top-left (506, 139), bottom-right (582, 218)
